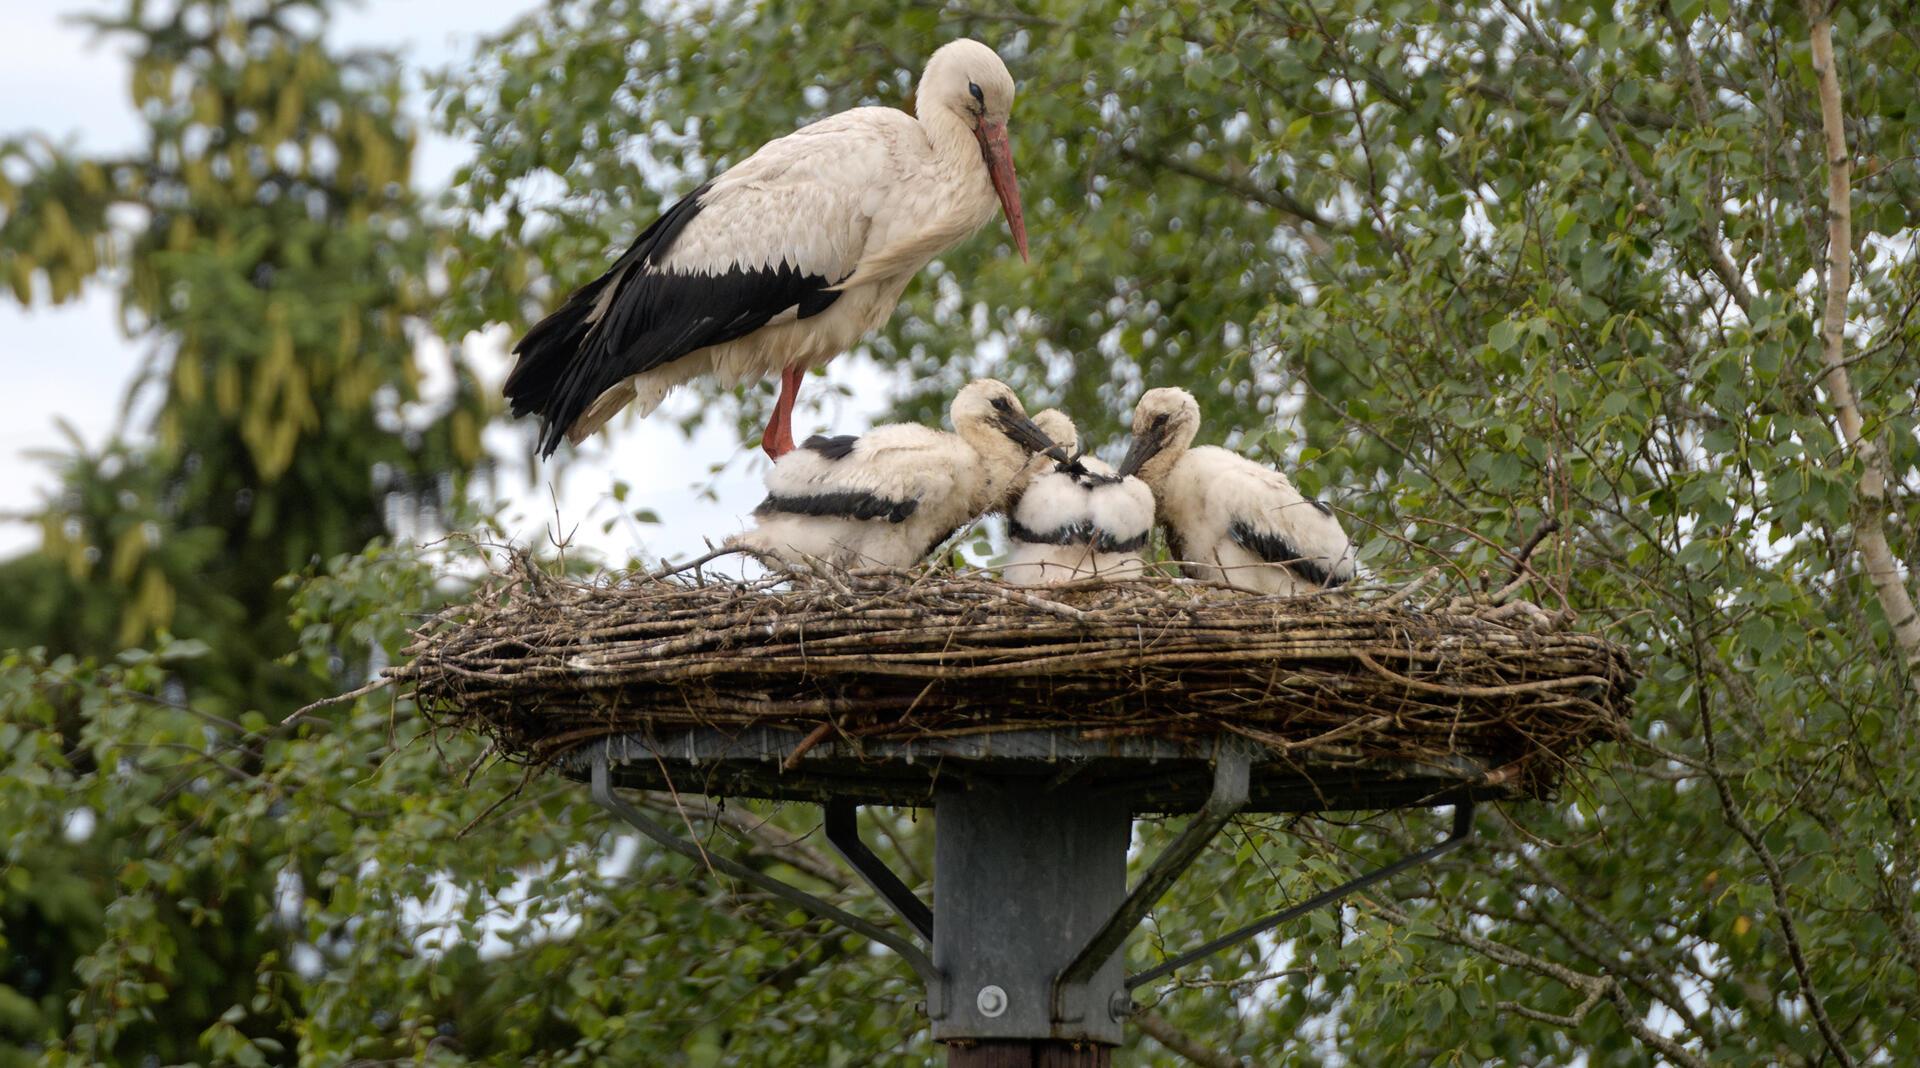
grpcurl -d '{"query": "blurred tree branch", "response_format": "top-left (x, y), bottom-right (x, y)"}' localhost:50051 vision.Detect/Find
top-left (1136, 1010), bottom-right (1240, 1068)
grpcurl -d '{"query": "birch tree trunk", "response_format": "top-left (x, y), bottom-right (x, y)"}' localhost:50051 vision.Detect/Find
top-left (1804, 0), bottom-right (1920, 679)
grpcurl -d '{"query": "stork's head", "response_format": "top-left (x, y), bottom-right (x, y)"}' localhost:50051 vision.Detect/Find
top-left (1118, 387), bottom-right (1202, 486)
top-left (1031, 408), bottom-right (1079, 455)
top-left (919, 39), bottom-right (1027, 261)
top-left (1021, 407), bottom-right (1079, 482)
top-left (951, 379), bottom-right (1066, 499)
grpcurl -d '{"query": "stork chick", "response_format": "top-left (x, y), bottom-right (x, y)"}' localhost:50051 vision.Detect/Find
top-left (733, 379), bottom-right (1059, 569)
top-left (1003, 411), bottom-right (1155, 586)
top-left (504, 39), bottom-right (1028, 460)
top-left (1119, 387), bottom-right (1355, 595)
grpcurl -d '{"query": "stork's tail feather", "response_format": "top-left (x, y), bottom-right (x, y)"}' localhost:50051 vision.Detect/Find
top-left (504, 181), bottom-right (731, 459)
top-left (503, 279), bottom-right (616, 458)
top-left (566, 380), bottom-right (639, 447)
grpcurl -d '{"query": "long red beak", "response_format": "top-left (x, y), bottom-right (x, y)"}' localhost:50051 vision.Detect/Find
top-left (975, 120), bottom-right (1028, 261)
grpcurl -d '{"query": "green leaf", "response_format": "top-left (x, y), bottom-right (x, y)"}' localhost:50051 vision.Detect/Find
top-left (1489, 320), bottom-right (1519, 353)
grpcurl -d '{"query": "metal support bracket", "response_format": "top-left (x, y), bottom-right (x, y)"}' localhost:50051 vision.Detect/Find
top-left (1051, 748), bottom-right (1252, 1022)
top-left (589, 755), bottom-right (947, 1018)
top-left (1116, 799), bottom-right (1477, 1012)
top-left (825, 799), bottom-right (934, 941)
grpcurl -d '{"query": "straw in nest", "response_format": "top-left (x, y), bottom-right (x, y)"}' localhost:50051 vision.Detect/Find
top-left (389, 553), bottom-right (1636, 800)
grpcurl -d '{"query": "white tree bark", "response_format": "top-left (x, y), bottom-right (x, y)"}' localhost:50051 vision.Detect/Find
top-left (1804, 1), bottom-right (1920, 678)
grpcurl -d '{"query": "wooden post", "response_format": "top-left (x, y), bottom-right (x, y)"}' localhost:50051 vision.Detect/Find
top-left (946, 1039), bottom-right (1114, 1067)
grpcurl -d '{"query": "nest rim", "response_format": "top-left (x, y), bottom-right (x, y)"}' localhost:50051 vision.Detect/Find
top-left (392, 553), bottom-right (1637, 814)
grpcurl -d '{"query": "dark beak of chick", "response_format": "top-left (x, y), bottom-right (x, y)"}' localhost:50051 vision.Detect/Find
top-left (994, 411), bottom-right (1074, 464)
top-left (1117, 426), bottom-right (1165, 479)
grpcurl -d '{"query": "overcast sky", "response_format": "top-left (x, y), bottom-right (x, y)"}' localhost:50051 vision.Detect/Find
top-left (0, 1), bottom-right (890, 567)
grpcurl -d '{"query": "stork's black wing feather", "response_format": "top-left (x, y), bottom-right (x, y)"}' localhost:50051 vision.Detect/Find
top-left (755, 491), bottom-right (918, 524)
top-left (1009, 518), bottom-right (1147, 554)
top-left (504, 181), bottom-right (845, 457)
top-left (801, 434), bottom-right (861, 461)
top-left (1095, 530), bottom-right (1149, 554)
top-left (1008, 518), bottom-right (1093, 546)
top-left (1227, 519), bottom-right (1342, 588)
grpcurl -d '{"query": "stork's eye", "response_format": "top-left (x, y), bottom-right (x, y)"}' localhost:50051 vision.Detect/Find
top-left (968, 81), bottom-right (985, 110)
top-left (990, 395), bottom-right (1014, 412)
top-left (1151, 414), bottom-right (1170, 429)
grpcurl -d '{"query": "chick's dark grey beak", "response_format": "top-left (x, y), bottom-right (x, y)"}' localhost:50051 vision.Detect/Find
top-left (1117, 427), bottom-right (1165, 478)
top-left (994, 411), bottom-right (1073, 464)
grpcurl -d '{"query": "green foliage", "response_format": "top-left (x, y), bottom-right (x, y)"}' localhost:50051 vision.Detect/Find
top-left (0, 0), bottom-right (491, 704)
top-left (4, 0), bottom-right (1920, 1064)
top-left (6, 540), bottom-right (938, 1064)
top-left (0, 0), bottom-right (494, 1060)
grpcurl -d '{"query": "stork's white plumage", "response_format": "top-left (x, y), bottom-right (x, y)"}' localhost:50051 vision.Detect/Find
top-left (1003, 410), bottom-right (1156, 586)
top-left (504, 39), bottom-right (1028, 460)
top-left (731, 379), bottom-right (1058, 569)
top-left (1120, 388), bottom-right (1355, 595)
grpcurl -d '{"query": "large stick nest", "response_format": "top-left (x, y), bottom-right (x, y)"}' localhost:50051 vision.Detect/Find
top-left (391, 553), bottom-right (1636, 800)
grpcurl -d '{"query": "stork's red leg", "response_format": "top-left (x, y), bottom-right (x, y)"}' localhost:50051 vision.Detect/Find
top-left (763, 364), bottom-right (805, 459)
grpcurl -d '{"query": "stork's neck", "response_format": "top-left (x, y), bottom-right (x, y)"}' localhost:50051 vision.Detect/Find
top-left (958, 426), bottom-right (1034, 511)
top-left (917, 106), bottom-right (999, 223)
top-left (919, 104), bottom-right (974, 160)
top-left (1136, 440), bottom-right (1193, 492)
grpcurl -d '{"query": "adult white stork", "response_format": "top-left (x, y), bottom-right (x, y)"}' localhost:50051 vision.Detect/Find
top-left (503, 38), bottom-right (1029, 459)
top-left (1119, 387), bottom-right (1356, 595)
top-left (1003, 410), bottom-right (1156, 586)
top-left (731, 379), bottom-right (1061, 569)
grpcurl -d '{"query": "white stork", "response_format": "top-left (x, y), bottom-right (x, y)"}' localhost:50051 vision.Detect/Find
top-left (730, 379), bottom-right (1061, 569)
top-left (1003, 410), bottom-right (1156, 586)
top-left (1119, 387), bottom-right (1356, 595)
top-left (504, 39), bottom-right (1028, 459)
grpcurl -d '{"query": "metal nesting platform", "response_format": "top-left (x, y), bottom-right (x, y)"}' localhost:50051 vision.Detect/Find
top-left (569, 726), bottom-right (1485, 1065)
top-left (557, 725), bottom-right (1520, 813)
top-left (398, 563), bottom-right (1634, 1065)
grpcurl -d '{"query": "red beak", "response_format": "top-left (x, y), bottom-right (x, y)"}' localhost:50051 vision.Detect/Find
top-left (975, 120), bottom-right (1028, 261)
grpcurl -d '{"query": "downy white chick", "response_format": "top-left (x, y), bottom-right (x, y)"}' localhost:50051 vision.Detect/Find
top-left (1002, 410), bottom-right (1156, 586)
top-left (733, 378), bottom-right (1060, 569)
top-left (1118, 387), bottom-right (1355, 594)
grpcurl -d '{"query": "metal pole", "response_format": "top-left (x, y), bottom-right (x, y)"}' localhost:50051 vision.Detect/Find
top-left (585, 744), bottom-right (1477, 1063)
top-left (1052, 748), bottom-right (1250, 1021)
top-left (932, 776), bottom-right (1131, 1058)
top-left (825, 799), bottom-right (935, 940)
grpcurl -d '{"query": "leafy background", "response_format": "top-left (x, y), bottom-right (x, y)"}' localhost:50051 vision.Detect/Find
top-left (2, 0), bottom-right (1918, 1064)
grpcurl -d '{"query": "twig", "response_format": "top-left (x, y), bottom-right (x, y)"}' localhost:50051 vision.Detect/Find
top-left (285, 675), bottom-right (393, 726)
top-left (987, 585), bottom-right (1087, 620)
top-left (782, 722), bottom-right (836, 771)
top-left (1507, 517), bottom-right (1562, 586)
top-left (1116, 144), bottom-right (1340, 232)
top-left (1381, 567), bottom-right (1440, 607)
top-left (1135, 1010), bottom-right (1242, 1068)
top-left (1499, 977), bottom-right (1609, 1027)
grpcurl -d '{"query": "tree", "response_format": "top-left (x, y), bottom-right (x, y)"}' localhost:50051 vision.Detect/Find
top-left (0, 0), bottom-right (490, 711)
top-left (6, 0), bottom-right (1920, 1063)
top-left (0, 0), bottom-right (490, 1060)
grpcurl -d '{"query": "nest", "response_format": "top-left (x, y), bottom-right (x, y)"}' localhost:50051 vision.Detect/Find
top-left (391, 553), bottom-right (1636, 800)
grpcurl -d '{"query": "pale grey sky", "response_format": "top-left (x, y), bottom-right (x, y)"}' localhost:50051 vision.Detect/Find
top-left (0, 1), bottom-right (889, 566)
